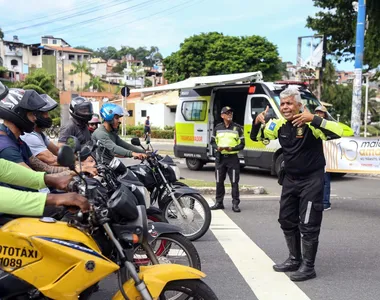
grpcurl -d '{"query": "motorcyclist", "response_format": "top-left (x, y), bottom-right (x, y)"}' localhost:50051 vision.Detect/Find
top-left (88, 114), bottom-right (101, 135)
top-left (0, 158), bottom-right (89, 216)
top-left (20, 94), bottom-right (61, 165)
top-left (92, 103), bottom-right (146, 164)
top-left (0, 89), bottom-right (96, 192)
top-left (58, 96), bottom-right (93, 147)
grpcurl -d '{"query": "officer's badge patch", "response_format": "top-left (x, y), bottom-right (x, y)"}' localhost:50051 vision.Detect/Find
top-left (296, 127), bottom-right (304, 138)
top-left (268, 122), bottom-right (276, 131)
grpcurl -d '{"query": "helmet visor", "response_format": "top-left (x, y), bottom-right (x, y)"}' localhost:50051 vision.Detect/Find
top-left (19, 90), bottom-right (46, 111)
top-left (39, 94), bottom-right (58, 112)
top-left (76, 102), bottom-right (93, 116)
top-left (0, 81), bottom-right (8, 100)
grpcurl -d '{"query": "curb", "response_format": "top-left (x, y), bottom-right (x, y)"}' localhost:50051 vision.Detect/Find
top-left (189, 186), bottom-right (267, 195)
top-left (121, 137), bottom-right (174, 143)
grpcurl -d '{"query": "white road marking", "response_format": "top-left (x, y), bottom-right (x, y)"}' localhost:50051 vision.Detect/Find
top-left (206, 197), bottom-right (310, 300)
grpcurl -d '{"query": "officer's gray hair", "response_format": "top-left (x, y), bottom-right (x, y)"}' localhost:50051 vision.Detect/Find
top-left (279, 87), bottom-right (302, 103)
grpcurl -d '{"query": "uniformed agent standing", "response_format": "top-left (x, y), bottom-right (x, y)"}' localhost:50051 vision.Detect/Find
top-left (210, 106), bottom-right (245, 213)
top-left (250, 87), bottom-right (343, 281)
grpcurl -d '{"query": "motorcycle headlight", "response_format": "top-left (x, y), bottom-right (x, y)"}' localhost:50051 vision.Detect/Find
top-left (170, 165), bottom-right (180, 181)
top-left (136, 186), bottom-right (151, 208)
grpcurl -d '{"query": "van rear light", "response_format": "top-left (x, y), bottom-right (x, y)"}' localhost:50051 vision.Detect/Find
top-left (248, 86), bottom-right (256, 94)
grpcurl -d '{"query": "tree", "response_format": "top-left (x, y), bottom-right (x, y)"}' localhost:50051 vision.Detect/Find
top-left (70, 61), bottom-right (91, 91)
top-left (321, 60), bottom-right (378, 124)
top-left (306, 0), bottom-right (380, 69)
top-left (93, 46), bottom-right (119, 60)
top-left (12, 69), bottom-right (61, 121)
top-left (74, 45), bottom-right (94, 52)
top-left (163, 32), bottom-right (282, 83)
top-left (85, 76), bottom-right (105, 92)
top-left (0, 28), bottom-right (3, 40)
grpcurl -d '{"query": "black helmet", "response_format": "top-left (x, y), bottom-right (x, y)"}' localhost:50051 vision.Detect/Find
top-left (34, 94), bottom-right (58, 129)
top-left (69, 96), bottom-right (93, 123)
top-left (0, 88), bottom-right (46, 133)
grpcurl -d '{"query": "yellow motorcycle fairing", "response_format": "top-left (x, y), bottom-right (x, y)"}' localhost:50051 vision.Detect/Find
top-left (0, 218), bottom-right (119, 300)
top-left (113, 264), bottom-right (206, 300)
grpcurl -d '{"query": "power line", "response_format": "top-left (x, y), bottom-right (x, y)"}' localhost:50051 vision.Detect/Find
top-left (4, 0), bottom-right (134, 34)
top-left (36, 0), bottom-right (158, 35)
top-left (2, 0), bottom-right (96, 28)
top-left (69, 0), bottom-right (196, 42)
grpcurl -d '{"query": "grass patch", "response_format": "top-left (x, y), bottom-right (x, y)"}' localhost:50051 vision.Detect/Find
top-left (179, 178), bottom-right (254, 188)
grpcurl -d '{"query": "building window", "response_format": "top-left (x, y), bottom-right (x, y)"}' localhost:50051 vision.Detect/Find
top-left (128, 110), bottom-right (133, 117)
top-left (141, 110), bottom-right (147, 117)
top-left (170, 107), bottom-right (176, 113)
top-left (83, 55), bottom-right (89, 59)
top-left (53, 39), bottom-right (57, 44)
top-left (41, 38), bottom-right (48, 44)
top-left (70, 81), bottom-right (74, 87)
top-left (181, 101), bottom-right (207, 121)
top-left (69, 55), bottom-right (75, 60)
top-left (10, 59), bottom-right (18, 66)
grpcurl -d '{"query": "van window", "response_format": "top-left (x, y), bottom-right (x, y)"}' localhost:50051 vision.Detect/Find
top-left (181, 101), bottom-right (207, 121)
top-left (251, 97), bottom-right (271, 117)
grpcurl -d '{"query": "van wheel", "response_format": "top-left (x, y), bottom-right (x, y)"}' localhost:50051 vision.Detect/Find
top-left (186, 158), bottom-right (204, 171)
top-left (275, 153), bottom-right (284, 177)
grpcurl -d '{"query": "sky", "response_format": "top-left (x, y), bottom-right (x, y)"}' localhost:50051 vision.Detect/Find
top-left (0, 0), bottom-right (354, 71)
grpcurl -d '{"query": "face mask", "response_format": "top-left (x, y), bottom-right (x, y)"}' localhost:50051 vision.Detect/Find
top-left (35, 116), bottom-right (53, 129)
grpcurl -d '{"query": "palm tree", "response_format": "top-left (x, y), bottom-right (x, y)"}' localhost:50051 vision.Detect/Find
top-left (85, 76), bottom-right (105, 92)
top-left (70, 61), bottom-right (91, 91)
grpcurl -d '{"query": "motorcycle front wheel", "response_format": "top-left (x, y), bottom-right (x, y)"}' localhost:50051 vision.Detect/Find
top-left (134, 233), bottom-right (201, 270)
top-left (159, 279), bottom-right (218, 300)
top-left (162, 193), bottom-right (211, 241)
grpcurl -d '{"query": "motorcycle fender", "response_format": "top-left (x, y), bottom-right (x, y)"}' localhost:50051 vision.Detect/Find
top-left (160, 187), bottom-right (200, 208)
top-left (148, 222), bottom-right (182, 243)
top-left (146, 207), bottom-right (163, 216)
top-left (112, 264), bottom-right (205, 300)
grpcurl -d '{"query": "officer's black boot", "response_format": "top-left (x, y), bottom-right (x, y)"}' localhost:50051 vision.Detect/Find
top-left (273, 233), bottom-right (301, 272)
top-left (290, 239), bottom-right (318, 281)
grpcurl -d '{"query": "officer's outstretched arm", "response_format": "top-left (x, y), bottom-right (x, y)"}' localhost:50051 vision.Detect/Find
top-left (250, 119), bottom-right (282, 142)
top-left (309, 116), bottom-right (343, 140)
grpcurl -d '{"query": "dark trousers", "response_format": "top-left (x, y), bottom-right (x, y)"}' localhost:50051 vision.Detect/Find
top-left (215, 154), bottom-right (240, 205)
top-left (323, 172), bottom-right (331, 208)
top-left (279, 169), bottom-right (324, 242)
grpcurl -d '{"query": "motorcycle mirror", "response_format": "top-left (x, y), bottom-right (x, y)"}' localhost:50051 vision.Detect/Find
top-left (80, 146), bottom-right (92, 161)
top-left (131, 137), bottom-right (141, 146)
top-left (66, 136), bottom-right (81, 152)
top-left (57, 145), bottom-right (76, 170)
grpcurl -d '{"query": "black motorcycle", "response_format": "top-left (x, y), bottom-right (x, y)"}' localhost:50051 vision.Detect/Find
top-left (127, 138), bottom-right (212, 241)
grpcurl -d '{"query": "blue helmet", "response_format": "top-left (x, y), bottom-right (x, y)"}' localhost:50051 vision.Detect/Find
top-left (100, 103), bottom-right (128, 122)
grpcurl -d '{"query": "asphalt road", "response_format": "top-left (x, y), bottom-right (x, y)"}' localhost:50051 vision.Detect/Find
top-left (82, 142), bottom-right (380, 299)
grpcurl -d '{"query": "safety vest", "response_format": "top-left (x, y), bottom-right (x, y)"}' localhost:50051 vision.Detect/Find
top-left (215, 127), bottom-right (241, 154)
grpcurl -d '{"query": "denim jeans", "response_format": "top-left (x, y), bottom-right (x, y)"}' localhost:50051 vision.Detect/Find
top-left (323, 172), bottom-right (331, 208)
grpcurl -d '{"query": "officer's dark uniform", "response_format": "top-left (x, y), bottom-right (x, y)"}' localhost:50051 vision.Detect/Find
top-left (250, 114), bottom-right (343, 281)
top-left (210, 107), bottom-right (245, 212)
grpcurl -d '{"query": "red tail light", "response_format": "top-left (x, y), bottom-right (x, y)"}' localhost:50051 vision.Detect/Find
top-left (248, 86), bottom-right (256, 94)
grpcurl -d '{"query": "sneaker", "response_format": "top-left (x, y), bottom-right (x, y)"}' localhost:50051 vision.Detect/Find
top-left (324, 205), bottom-right (331, 211)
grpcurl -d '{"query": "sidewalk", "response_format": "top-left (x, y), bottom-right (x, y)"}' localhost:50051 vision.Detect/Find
top-left (121, 137), bottom-right (174, 144)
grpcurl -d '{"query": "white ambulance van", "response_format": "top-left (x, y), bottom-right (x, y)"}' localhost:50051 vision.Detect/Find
top-left (133, 72), bottom-right (353, 176)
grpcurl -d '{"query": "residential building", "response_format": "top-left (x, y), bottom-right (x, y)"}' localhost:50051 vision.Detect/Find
top-left (336, 71), bottom-right (354, 85)
top-left (0, 36), bottom-right (27, 81)
top-left (90, 57), bottom-right (107, 77)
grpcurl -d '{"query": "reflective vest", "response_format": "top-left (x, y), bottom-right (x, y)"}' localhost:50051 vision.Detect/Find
top-left (215, 127), bottom-right (241, 154)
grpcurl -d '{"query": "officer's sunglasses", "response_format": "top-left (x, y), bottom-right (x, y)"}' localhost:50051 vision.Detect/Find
top-left (223, 111), bottom-right (233, 115)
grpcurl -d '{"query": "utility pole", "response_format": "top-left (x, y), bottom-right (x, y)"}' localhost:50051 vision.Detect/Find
top-left (351, 0), bottom-right (366, 136)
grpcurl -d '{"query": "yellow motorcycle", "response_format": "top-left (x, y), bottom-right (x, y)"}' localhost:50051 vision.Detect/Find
top-left (0, 144), bottom-right (219, 300)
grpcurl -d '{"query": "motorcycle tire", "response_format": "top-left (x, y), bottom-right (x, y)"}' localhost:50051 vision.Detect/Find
top-left (134, 233), bottom-right (201, 271)
top-left (162, 193), bottom-right (211, 241)
top-left (159, 279), bottom-right (218, 300)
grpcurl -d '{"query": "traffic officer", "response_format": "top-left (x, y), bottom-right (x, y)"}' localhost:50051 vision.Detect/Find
top-left (250, 88), bottom-right (343, 281)
top-left (210, 106), bottom-right (245, 212)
